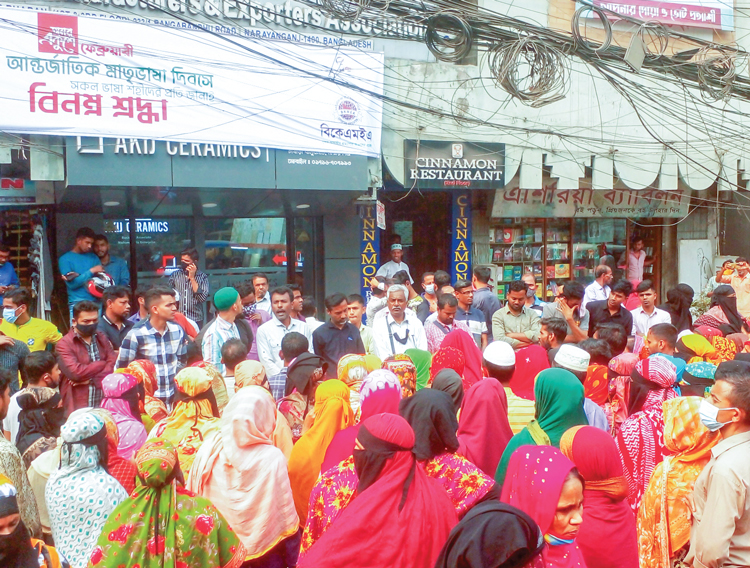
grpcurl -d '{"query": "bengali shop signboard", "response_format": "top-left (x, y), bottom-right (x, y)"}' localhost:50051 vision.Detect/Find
top-left (0, 4), bottom-right (383, 156)
top-left (583, 0), bottom-right (732, 29)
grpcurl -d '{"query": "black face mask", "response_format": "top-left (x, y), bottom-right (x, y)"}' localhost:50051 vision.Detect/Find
top-left (76, 322), bottom-right (98, 337)
top-left (0, 517), bottom-right (36, 568)
top-left (181, 261), bottom-right (191, 271)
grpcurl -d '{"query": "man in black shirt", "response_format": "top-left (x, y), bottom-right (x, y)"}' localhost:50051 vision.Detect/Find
top-left (586, 280), bottom-right (633, 337)
top-left (98, 285), bottom-right (134, 352)
top-left (313, 293), bottom-right (365, 377)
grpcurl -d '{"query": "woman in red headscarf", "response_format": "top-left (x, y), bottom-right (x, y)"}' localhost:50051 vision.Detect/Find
top-left (440, 329), bottom-right (484, 387)
top-left (510, 344), bottom-right (550, 401)
top-left (429, 346), bottom-right (465, 386)
top-left (501, 445), bottom-right (587, 568)
top-left (298, 413), bottom-right (458, 568)
top-left (457, 380), bottom-right (513, 477)
top-left (560, 426), bottom-right (638, 568)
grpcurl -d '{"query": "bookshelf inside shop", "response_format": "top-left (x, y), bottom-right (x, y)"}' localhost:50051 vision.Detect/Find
top-left (489, 218), bottom-right (661, 301)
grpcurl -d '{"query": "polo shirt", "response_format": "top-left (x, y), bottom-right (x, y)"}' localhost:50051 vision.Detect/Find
top-left (97, 314), bottom-right (134, 350)
top-left (456, 306), bottom-right (488, 347)
top-left (630, 306), bottom-right (672, 337)
top-left (586, 300), bottom-right (633, 337)
top-left (312, 321), bottom-right (365, 377)
top-left (0, 317), bottom-right (62, 352)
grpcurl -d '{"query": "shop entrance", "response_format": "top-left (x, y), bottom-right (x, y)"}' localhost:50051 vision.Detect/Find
top-left (381, 191), bottom-right (452, 287)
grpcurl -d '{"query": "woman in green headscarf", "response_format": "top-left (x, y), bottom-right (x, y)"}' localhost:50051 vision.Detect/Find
top-left (405, 348), bottom-right (432, 391)
top-left (87, 439), bottom-right (245, 568)
top-left (494, 368), bottom-right (588, 485)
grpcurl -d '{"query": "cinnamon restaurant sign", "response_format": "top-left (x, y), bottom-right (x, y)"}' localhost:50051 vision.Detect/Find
top-left (404, 141), bottom-right (505, 190)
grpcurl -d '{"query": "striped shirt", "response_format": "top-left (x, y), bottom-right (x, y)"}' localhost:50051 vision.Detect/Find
top-left (201, 316), bottom-right (239, 375)
top-left (168, 269), bottom-right (209, 322)
top-left (116, 320), bottom-right (188, 405)
top-left (504, 387), bottom-right (536, 434)
top-left (80, 332), bottom-right (102, 407)
top-left (0, 339), bottom-right (29, 394)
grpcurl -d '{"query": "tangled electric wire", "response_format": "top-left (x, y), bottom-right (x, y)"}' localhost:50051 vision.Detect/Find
top-left (425, 12), bottom-right (473, 62)
top-left (695, 45), bottom-right (745, 102)
top-left (571, 5), bottom-right (612, 53)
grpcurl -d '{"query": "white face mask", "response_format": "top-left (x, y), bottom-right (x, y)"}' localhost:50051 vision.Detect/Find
top-left (424, 284), bottom-right (436, 295)
top-left (699, 399), bottom-right (738, 432)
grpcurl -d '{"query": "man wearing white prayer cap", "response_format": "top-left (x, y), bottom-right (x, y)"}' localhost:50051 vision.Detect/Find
top-left (376, 242), bottom-right (414, 283)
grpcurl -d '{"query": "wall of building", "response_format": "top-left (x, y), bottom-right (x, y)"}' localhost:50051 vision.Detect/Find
top-left (323, 207), bottom-right (361, 299)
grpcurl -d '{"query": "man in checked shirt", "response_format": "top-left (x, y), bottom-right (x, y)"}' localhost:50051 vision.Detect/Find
top-left (116, 286), bottom-right (188, 409)
top-left (168, 247), bottom-right (209, 329)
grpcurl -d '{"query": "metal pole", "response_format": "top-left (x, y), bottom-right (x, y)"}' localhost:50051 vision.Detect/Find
top-left (127, 187), bottom-right (138, 291)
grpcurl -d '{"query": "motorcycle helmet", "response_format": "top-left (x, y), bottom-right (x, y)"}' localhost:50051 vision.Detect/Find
top-left (87, 272), bottom-right (115, 298)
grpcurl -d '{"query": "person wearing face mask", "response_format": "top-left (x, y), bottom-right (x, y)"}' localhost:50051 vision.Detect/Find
top-left (0, 243), bottom-right (19, 305)
top-left (200, 287), bottom-right (244, 375)
top-left (55, 300), bottom-right (117, 416)
top-left (685, 360), bottom-right (750, 568)
top-left (2, 352), bottom-right (61, 446)
top-left (0, 474), bottom-right (68, 568)
top-left (472, 266), bottom-right (501, 342)
top-left (0, 288), bottom-right (61, 353)
top-left (421, 272), bottom-right (439, 314)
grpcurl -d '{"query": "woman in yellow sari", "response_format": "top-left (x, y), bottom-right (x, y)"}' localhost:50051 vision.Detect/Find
top-left (146, 367), bottom-right (221, 472)
top-left (287, 379), bottom-right (354, 524)
top-left (637, 396), bottom-right (719, 568)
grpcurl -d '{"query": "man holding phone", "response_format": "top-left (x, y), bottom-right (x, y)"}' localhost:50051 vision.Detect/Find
top-left (168, 247), bottom-right (209, 329)
top-left (58, 227), bottom-right (102, 320)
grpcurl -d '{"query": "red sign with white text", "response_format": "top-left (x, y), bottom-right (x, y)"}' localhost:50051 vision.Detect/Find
top-left (593, 0), bottom-right (723, 29)
top-left (37, 13), bottom-right (78, 54)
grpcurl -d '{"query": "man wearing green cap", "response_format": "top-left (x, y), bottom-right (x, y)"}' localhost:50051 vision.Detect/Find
top-left (201, 287), bottom-right (243, 375)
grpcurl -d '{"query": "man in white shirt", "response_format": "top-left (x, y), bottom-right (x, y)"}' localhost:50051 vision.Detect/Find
top-left (630, 279), bottom-right (671, 337)
top-left (376, 244), bottom-right (413, 283)
top-left (372, 284), bottom-right (427, 359)
top-left (582, 265), bottom-right (613, 310)
top-left (252, 273), bottom-right (272, 313)
top-left (255, 286), bottom-right (312, 377)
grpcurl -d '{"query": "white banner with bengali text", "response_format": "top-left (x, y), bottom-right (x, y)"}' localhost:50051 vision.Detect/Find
top-left (0, 3), bottom-right (383, 156)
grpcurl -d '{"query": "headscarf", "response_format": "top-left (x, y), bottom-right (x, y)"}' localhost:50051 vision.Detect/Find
top-left (660, 287), bottom-right (693, 332)
top-left (441, 329), bottom-right (484, 387)
top-left (101, 373), bottom-right (147, 460)
top-left (710, 284), bottom-right (745, 333)
top-left (709, 335), bottom-right (739, 362)
top-left (191, 361), bottom-right (229, 414)
top-left (495, 369), bottom-right (588, 485)
top-left (583, 364), bottom-right (609, 406)
top-left (457, 379), bottom-right (514, 477)
top-left (430, 347), bottom-right (465, 386)
top-left (14, 387), bottom-right (65, 468)
top-left (47, 411), bottom-right (127, 568)
top-left (285, 353), bottom-right (327, 397)
top-left (676, 333), bottom-right (720, 365)
top-left (337, 354), bottom-right (368, 414)
top-left (560, 426), bottom-right (638, 568)
top-left (187, 386), bottom-right (299, 560)
top-left (693, 324), bottom-right (722, 339)
top-left (501, 446), bottom-right (587, 568)
top-left (434, 501), bottom-right (544, 568)
top-left (362, 354), bottom-right (382, 373)
top-left (288, 379), bottom-right (354, 524)
top-left (146, 367), bottom-right (221, 472)
top-left (431, 369), bottom-right (465, 412)
top-left (682, 362), bottom-right (717, 397)
top-left (637, 397), bottom-right (720, 568)
top-left (510, 344), bottom-right (550, 401)
top-left (606, 353), bottom-right (640, 428)
top-left (405, 348), bottom-right (432, 391)
top-left (87, 408), bottom-right (136, 495)
top-left (381, 354), bottom-right (417, 398)
top-left (628, 357), bottom-right (678, 415)
top-left (321, 381), bottom-right (401, 473)
top-left (125, 360), bottom-right (168, 422)
top-left (399, 389), bottom-right (459, 461)
top-left (298, 413), bottom-right (458, 568)
top-left (359, 369), bottom-right (402, 400)
top-left (234, 360), bottom-right (267, 390)
top-left (88, 439), bottom-right (245, 568)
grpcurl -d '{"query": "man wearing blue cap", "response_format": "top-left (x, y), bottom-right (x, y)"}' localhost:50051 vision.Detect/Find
top-left (201, 287), bottom-right (243, 375)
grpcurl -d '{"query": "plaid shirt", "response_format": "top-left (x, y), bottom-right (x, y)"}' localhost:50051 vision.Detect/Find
top-left (168, 269), bottom-right (209, 322)
top-left (116, 320), bottom-right (188, 405)
top-left (268, 368), bottom-right (288, 401)
top-left (80, 332), bottom-right (103, 407)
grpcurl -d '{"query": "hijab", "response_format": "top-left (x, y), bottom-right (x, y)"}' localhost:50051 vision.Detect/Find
top-left (457, 379), bottom-right (514, 477)
top-left (288, 379), bottom-right (354, 524)
top-left (441, 329), bottom-right (484, 387)
top-left (637, 397), bottom-right (719, 568)
top-left (501, 446), bottom-right (587, 568)
top-left (510, 344), bottom-right (550, 401)
top-left (337, 354), bottom-right (369, 414)
top-left (583, 365), bottom-right (609, 406)
top-left (14, 387), bottom-right (64, 468)
top-left (660, 287), bottom-right (693, 332)
top-left (495, 369), bottom-right (588, 485)
top-left (234, 360), bottom-right (267, 390)
top-left (381, 354), bottom-right (417, 398)
top-left (628, 357), bottom-right (679, 415)
top-left (431, 369), bottom-right (465, 412)
top-left (405, 348), bottom-right (432, 391)
top-left (101, 373), bottom-right (147, 460)
top-left (147, 367), bottom-right (221, 472)
top-left (711, 285), bottom-right (745, 334)
top-left (430, 347), bottom-right (466, 386)
top-left (46, 411), bottom-right (127, 568)
top-left (560, 426), bottom-right (638, 568)
top-left (434, 501), bottom-right (544, 568)
top-left (187, 386), bottom-right (299, 559)
top-left (298, 413), bottom-right (458, 568)
top-left (362, 354), bottom-right (382, 373)
top-left (682, 362), bottom-right (716, 397)
top-left (90, 439), bottom-right (245, 568)
top-left (0, 474), bottom-right (43, 568)
top-left (399, 389), bottom-right (460, 461)
top-left (676, 333), bottom-right (720, 365)
top-left (90, 408), bottom-right (138, 495)
top-left (125, 360), bottom-right (168, 422)
top-left (286, 353), bottom-right (327, 396)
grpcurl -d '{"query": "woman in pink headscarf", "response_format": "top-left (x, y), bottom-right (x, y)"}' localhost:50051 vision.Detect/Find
top-left (101, 373), bottom-right (148, 460)
top-left (501, 445), bottom-right (587, 568)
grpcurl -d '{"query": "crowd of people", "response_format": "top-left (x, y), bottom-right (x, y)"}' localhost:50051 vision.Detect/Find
top-left (1, 230), bottom-right (750, 568)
